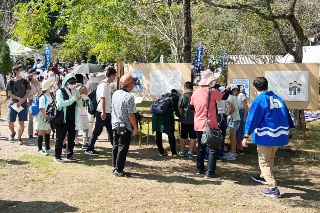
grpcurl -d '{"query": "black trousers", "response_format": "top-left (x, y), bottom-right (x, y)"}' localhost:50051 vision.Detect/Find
top-left (155, 131), bottom-right (177, 155)
top-left (87, 111), bottom-right (113, 151)
top-left (55, 120), bottom-right (76, 159)
top-left (112, 129), bottom-right (131, 172)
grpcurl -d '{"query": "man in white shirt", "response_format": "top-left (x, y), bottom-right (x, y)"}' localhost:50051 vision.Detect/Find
top-left (85, 67), bottom-right (117, 155)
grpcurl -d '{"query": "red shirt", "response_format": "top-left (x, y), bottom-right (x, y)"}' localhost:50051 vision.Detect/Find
top-left (190, 87), bottom-right (223, 131)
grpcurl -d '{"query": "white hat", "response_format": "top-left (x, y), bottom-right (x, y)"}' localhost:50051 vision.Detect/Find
top-left (218, 86), bottom-right (226, 93)
top-left (174, 88), bottom-right (183, 94)
top-left (37, 64), bottom-right (43, 69)
top-left (230, 84), bottom-right (238, 90)
top-left (42, 80), bottom-right (53, 91)
top-left (198, 69), bottom-right (220, 86)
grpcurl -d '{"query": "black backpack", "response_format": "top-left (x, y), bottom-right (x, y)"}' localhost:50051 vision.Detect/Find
top-left (46, 88), bottom-right (68, 129)
top-left (87, 81), bottom-right (107, 115)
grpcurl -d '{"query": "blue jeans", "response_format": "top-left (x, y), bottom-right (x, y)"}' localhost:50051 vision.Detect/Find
top-left (236, 109), bottom-right (245, 141)
top-left (75, 129), bottom-right (89, 138)
top-left (196, 131), bottom-right (217, 175)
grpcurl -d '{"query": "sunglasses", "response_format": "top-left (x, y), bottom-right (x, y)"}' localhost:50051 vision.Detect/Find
top-left (68, 79), bottom-right (77, 85)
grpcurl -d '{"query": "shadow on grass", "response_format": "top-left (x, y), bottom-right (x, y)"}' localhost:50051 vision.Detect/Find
top-left (0, 159), bottom-right (30, 166)
top-left (0, 200), bottom-right (78, 213)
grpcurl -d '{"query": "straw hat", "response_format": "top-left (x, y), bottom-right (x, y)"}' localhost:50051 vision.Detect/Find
top-left (198, 69), bottom-right (220, 86)
top-left (42, 80), bottom-right (53, 91)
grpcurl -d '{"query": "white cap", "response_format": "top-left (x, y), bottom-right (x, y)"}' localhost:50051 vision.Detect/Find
top-left (230, 84), bottom-right (238, 90)
top-left (219, 86), bottom-right (226, 93)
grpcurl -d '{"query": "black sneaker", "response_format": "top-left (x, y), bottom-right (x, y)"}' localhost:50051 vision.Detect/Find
top-left (16, 139), bottom-right (23, 145)
top-left (65, 157), bottom-right (77, 162)
top-left (196, 170), bottom-right (205, 175)
top-left (74, 143), bottom-right (82, 147)
top-left (85, 150), bottom-right (100, 155)
top-left (54, 158), bottom-right (63, 164)
top-left (236, 149), bottom-right (245, 156)
top-left (252, 175), bottom-right (268, 185)
top-left (8, 131), bottom-right (16, 142)
top-left (114, 170), bottom-right (130, 177)
top-left (205, 173), bottom-right (221, 179)
top-left (82, 143), bottom-right (88, 149)
top-left (159, 152), bottom-right (168, 157)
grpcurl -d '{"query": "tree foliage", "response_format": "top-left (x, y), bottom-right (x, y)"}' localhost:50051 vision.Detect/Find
top-left (0, 43), bottom-right (13, 76)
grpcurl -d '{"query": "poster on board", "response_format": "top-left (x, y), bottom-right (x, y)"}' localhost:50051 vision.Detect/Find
top-left (265, 71), bottom-right (309, 101)
top-left (233, 78), bottom-right (250, 103)
top-left (131, 71), bottom-right (143, 93)
top-left (150, 70), bottom-right (182, 96)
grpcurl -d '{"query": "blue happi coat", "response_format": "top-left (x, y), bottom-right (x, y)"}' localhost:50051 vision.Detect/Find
top-left (245, 91), bottom-right (295, 146)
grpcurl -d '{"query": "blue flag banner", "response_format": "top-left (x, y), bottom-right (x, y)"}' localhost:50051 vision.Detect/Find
top-left (44, 44), bottom-right (51, 69)
top-left (221, 54), bottom-right (226, 69)
top-left (196, 44), bottom-right (203, 70)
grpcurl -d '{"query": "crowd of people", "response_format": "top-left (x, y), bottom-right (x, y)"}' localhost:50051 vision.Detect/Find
top-left (3, 60), bottom-right (294, 198)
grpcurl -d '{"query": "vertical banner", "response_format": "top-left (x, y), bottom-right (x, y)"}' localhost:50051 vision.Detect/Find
top-left (221, 54), bottom-right (226, 69)
top-left (44, 44), bottom-right (51, 69)
top-left (195, 43), bottom-right (203, 70)
top-left (233, 78), bottom-right (250, 103)
top-left (160, 55), bottom-right (164, 63)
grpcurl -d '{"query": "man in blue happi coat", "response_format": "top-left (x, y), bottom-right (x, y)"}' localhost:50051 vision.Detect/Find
top-left (242, 77), bottom-right (295, 198)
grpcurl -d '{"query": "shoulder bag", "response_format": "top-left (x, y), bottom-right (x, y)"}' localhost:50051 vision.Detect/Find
top-left (201, 87), bottom-right (223, 150)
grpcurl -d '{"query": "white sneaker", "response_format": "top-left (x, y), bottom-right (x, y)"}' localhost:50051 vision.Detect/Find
top-left (37, 150), bottom-right (48, 156)
top-left (224, 151), bottom-right (237, 157)
top-left (223, 154), bottom-right (236, 160)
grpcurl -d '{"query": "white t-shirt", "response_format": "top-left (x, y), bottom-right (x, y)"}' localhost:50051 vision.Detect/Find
top-left (96, 81), bottom-right (111, 113)
top-left (238, 93), bottom-right (246, 110)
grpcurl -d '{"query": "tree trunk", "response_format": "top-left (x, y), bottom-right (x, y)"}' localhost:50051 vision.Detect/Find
top-left (183, 0), bottom-right (192, 63)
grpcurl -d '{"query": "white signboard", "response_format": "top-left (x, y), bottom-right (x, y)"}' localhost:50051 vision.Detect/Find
top-left (265, 71), bottom-right (309, 101)
top-left (150, 70), bottom-right (182, 96)
top-left (233, 78), bottom-right (250, 103)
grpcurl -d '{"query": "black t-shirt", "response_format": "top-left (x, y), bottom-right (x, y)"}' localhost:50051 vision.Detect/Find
top-left (6, 78), bottom-right (31, 106)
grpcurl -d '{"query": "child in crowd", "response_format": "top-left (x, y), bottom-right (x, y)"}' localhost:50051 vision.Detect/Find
top-left (35, 80), bottom-right (55, 156)
top-left (223, 84), bottom-right (240, 160)
top-left (178, 82), bottom-right (196, 158)
top-left (236, 85), bottom-right (248, 155)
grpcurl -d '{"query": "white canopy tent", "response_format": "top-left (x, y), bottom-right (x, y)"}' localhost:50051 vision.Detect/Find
top-left (279, 45), bottom-right (320, 76)
top-left (6, 39), bottom-right (44, 57)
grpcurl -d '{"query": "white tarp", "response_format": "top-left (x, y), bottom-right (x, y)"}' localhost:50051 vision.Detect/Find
top-left (265, 71), bottom-right (309, 102)
top-left (6, 39), bottom-right (44, 57)
top-left (150, 70), bottom-right (182, 96)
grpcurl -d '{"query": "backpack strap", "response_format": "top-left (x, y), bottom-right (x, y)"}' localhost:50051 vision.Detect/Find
top-left (60, 88), bottom-right (69, 100)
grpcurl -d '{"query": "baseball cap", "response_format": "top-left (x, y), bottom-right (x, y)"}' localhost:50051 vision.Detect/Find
top-left (230, 84), bottom-right (238, 90)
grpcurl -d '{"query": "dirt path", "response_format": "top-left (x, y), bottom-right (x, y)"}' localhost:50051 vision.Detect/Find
top-left (0, 117), bottom-right (319, 212)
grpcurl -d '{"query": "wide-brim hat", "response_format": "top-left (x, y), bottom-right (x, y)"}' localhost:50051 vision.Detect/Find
top-left (42, 80), bottom-right (53, 91)
top-left (198, 69), bottom-right (220, 86)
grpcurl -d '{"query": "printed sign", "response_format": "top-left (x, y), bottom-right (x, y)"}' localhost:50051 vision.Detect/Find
top-left (233, 78), bottom-right (250, 103)
top-left (265, 71), bottom-right (309, 101)
top-left (44, 44), bottom-right (51, 69)
top-left (150, 70), bottom-right (182, 96)
top-left (196, 44), bottom-right (203, 70)
top-left (131, 71), bottom-right (143, 93)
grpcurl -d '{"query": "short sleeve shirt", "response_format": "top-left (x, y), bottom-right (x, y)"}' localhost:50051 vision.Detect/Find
top-left (178, 92), bottom-right (194, 125)
top-left (6, 78), bottom-right (31, 106)
top-left (190, 87), bottom-right (223, 131)
top-left (111, 90), bottom-right (137, 131)
top-left (96, 81), bottom-right (111, 113)
top-left (39, 94), bottom-right (52, 110)
top-left (228, 95), bottom-right (240, 121)
top-left (237, 93), bottom-right (246, 110)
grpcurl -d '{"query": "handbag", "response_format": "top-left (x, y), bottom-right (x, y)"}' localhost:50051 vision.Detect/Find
top-left (201, 87), bottom-right (223, 150)
top-left (75, 106), bottom-right (90, 130)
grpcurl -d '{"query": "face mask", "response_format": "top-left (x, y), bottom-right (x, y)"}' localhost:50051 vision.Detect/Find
top-left (209, 81), bottom-right (216, 87)
top-left (49, 71), bottom-right (54, 75)
top-left (19, 71), bottom-right (25, 77)
top-left (67, 84), bottom-right (75, 89)
top-left (33, 75), bottom-right (38, 79)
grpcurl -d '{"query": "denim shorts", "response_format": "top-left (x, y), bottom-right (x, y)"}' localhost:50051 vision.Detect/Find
top-left (228, 118), bottom-right (240, 130)
top-left (7, 104), bottom-right (28, 122)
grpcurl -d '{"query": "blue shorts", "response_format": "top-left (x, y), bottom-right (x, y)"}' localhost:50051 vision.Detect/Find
top-left (228, 119), bottom-right (240, 130)
top-left (7, 104), bottom-right (28, 122)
